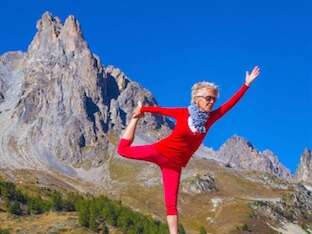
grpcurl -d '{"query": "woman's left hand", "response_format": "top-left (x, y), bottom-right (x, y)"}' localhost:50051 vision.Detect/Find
top-left (245, 65), bottom-right (261, 86)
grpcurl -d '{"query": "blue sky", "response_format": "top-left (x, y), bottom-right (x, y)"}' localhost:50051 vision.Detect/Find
top-left (1, 0), bottom-right (311, 174)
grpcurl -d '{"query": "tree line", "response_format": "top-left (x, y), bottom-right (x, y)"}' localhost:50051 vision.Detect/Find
top-left (1, 178), bottom-right (208, 233)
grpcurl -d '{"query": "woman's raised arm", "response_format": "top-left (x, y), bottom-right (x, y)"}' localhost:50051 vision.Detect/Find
top-left (211, 83), bottom-right (249, 120)
top-left (211, 65), bottom-right (260, 121)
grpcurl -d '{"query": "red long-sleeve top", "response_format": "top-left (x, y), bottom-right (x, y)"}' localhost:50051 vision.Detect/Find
top-left (140, 83), bottom-right (250, 167)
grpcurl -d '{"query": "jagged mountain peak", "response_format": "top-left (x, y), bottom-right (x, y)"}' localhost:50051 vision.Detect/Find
top-left (302, 147), bottom-right (312, 156)
top-left (222, 134), bottom-right (255, 150)
top-left (36, 11), bottom-right (62, 31)
top-left (215, 134), bottom-right (291, 179)
top-left (105, 65), bottom-right (130, 92)
top-left (28, 11), bottom-right (89, 57)
top-left (295, 147), bottom-right (312, 184)
top-left (63, 15), bottom-right (81, 34)
top-left (59, 14), bottom-right (87, 53)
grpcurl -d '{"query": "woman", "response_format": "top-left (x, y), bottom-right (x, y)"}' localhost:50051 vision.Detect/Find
top-left (117, 66), bottom-right (260, 234)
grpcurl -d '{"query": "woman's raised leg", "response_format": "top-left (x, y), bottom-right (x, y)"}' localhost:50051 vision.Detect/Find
top-left (117, 117), bottom-right (163, 164)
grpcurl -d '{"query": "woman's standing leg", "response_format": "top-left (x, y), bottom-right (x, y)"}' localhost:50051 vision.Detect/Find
top-left (160, 166), bottom-right (182, 234)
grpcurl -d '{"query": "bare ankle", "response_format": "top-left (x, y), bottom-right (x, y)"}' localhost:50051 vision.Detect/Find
top-left (130, 116), bottom-right (140, 121)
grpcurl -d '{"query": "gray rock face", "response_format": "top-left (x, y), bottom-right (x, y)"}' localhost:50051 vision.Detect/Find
top-left (0, 12), bottom-right (172, 183)
top-left (290, 183), bottom-right (312, 212)
top-left (211, 135), bottom-right (292, 180)
top-left (244, 172), bottom-right (290, 190)
top-left (183, 173), bottom-right (217, 193)
top-left (251, 183), bottom-right (312, 224)
top-left (2, 12), bottom-right (110, 172)
top-left (295, 148), bottom-right (312, 184)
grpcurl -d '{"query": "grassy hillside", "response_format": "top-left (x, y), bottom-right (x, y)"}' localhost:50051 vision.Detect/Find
top-left (0, 174), bottom-right (174, 234)
top-left (1, 155), bottom-right (310, 234)
top-left (107, 157), bottom-right (293, 234)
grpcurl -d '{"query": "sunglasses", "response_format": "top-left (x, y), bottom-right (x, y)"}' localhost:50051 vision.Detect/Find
top-left (196, 95), bottom-right (217, 103)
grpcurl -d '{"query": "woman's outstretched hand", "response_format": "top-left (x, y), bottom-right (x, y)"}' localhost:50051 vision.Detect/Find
top-left (245, 65), bottom-right (261, 86)
top-left (132, 100), bottom-right (144, 119)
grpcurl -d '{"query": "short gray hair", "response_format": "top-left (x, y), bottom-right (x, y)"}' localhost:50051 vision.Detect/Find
top-left (191, 81), bottom-right (220, 104)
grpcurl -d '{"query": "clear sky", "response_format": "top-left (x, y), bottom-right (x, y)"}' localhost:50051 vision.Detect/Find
top-left (1, 0), bottom-right (311, 174)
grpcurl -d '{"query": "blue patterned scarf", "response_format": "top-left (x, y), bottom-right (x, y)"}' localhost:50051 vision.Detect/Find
top-left (187, 102), bottom-right (210, 133)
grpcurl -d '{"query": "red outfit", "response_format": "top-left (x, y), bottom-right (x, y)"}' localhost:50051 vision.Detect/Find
top-left (140, 83), bottom-right (250, 167)
top-left (116, 82), bottom-right (249, 216)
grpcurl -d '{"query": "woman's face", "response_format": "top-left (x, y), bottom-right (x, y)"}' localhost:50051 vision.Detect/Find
top-left (195, 87), bottom-right (217, 112)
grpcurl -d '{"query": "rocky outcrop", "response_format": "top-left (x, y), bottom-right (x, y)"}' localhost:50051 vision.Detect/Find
top-left (244, 172), bottom-right (290, 190)
top-left (207, 135), bottom-right (292, 180)
top-left (182, 172), bottom-right (217, 193)
top-left (295, 148), bottom-right (312, 184)
top-left (251, 183), bottom-right (312, 226)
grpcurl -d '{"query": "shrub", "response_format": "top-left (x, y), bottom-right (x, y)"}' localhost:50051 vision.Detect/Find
top-left (8, 201), bottom-right (22, 215)
top-left (199, 225), bottom-right (207, 234)
top-left (26, 196), bottom-right (50, 214)
top-left (0, 228), bottom-right (10, 234)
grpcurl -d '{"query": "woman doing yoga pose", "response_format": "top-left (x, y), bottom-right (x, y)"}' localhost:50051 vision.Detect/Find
top-left (117, 66), bottom-right (261, 234)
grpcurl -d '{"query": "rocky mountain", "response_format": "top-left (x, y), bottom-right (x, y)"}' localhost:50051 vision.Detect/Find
top-left (295, 148), bottom-right (312, 184)
top-left (199, 135), bottom-right (292, 180)
top-left (0, 12), bottom-right (173, 185)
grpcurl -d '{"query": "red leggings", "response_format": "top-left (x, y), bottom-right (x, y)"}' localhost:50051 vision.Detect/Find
top-left (117, 138), bottom-right (182, 215)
